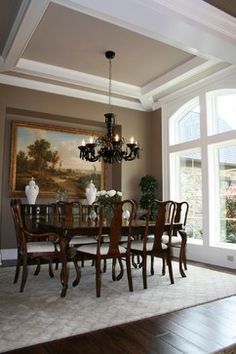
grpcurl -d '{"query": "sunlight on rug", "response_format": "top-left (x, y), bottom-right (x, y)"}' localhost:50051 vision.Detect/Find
top-left (0, 260), bottom-right (236, 353)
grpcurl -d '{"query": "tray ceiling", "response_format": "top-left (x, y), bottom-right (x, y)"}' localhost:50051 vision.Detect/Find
top-left (0, 0), bottom-right (235, 111)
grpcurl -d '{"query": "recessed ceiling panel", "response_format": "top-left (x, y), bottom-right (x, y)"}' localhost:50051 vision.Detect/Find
top-left (22, 3), bottom-right (194, 86)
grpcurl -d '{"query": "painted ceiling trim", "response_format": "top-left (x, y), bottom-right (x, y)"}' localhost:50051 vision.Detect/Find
top-left (141, 57), bottom-right (216, 96)
top-left (154, 64), bottom-right (236, 108)
top-left (14, 59), bottom-right (142, 99)
top-left (1, 56), bottom-right (219, 111)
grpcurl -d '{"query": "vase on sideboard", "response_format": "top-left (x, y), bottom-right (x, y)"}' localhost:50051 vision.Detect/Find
top-left (85, 180), bottom-right (97, 205)
top-left (25, 177), bottom-right (39, 204)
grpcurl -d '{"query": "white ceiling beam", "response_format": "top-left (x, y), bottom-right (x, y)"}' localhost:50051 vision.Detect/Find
top-left (0, 0), bottom-right (50, 71)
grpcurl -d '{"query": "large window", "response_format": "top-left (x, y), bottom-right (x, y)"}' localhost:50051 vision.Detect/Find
top-left (207, 91), bottom-right (236, 135)
top-left (218, 144), bottom-right (236, 244)
top-left (168, 90), bottom-right (236, 247)
top-left (170, 149), bottom-right (202, 240)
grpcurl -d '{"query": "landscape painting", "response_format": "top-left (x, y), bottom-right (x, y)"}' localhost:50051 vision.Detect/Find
top-left (10, 121), bottom-right (105, 198)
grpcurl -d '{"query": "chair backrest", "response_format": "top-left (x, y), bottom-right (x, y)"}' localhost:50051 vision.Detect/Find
top-left (10, 199), bottom-right (25, 250)
top-left (20, 204), bottom-right (51, 217)
top-left (81, 203), bottom-right (100, 222)
top-left (97, 199), bottom-right (136, 256)
top-left (174, 201), bottom-right (189, 228)
top-left (122, 199), bottom-right (138, 220)
top-left (144, 200), bottom-right (175, 253)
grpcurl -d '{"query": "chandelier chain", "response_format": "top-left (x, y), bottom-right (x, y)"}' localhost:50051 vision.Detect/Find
top-left (108, 56), bottom-right (112, 113)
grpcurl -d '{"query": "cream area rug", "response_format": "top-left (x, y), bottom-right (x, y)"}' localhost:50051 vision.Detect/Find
top-left (0, 260), bottom-right (236, 353)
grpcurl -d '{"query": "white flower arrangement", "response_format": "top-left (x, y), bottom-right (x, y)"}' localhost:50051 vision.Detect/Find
top-left (96, 189), bottom-right (122, 203)
top-left (95, 189), bottom-right (122, 218)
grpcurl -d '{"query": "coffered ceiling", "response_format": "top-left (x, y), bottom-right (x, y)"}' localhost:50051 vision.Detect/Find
top-left (0, 0), bottom-right (235, 111)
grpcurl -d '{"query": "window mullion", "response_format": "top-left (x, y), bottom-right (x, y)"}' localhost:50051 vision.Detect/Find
top-left (199, 93), bottom-right (209, 247)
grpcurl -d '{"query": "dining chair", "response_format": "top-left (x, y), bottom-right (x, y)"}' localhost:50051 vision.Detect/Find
top-left (161, 201), bottom-right (189, 277)
top-left (101, 199), bottom-right (138, 242)
top-left (10, 199), bottom-right (60, 292)
top-left (55, 201), bottom-right (98, 248)
top-left (95, 199), bottom-right (138, 272)
top-left (72, 200), bottom-right (136, 297)
top-left (54, 201), bottom-right (99, 269)
top-left (128, 200), bottom-right (176, 289)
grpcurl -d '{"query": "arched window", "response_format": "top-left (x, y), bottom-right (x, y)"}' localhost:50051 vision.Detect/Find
top-left (169, 97), bottom-right (200, 145)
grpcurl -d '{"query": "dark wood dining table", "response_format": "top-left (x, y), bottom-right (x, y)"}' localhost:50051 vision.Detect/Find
top-left (26, 216), bottom-right (182, 297)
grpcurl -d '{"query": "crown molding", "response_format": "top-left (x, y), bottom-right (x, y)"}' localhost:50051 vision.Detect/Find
top-left (142, 57), bottom-right (211, 96)
top-left (13, 56), bottom-right (217, 111)
top-left (154, 64), bottom-right (236, 108)
top-left (0, 73), bottom-right (144, 111)
top-left (140, 0), bottom-right (236, 41)
top-left (3, 58), bottom-right (229, 112)
top-left (14, 59), bottom-right (141, 99)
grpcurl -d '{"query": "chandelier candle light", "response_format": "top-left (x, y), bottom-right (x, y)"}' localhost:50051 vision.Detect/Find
top-left (78, 50), bottom-right (140, 164)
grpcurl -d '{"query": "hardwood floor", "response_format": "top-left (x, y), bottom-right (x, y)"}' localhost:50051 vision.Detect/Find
top-left (4, 295), bottom-right (236, 354)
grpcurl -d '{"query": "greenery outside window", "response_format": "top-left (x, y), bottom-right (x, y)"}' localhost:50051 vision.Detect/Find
top-left (214, 143), bottom-right (236, 244)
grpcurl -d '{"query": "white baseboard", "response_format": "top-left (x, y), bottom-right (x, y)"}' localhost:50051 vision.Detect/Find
top-left (0, 248), bottom-right (17, 262)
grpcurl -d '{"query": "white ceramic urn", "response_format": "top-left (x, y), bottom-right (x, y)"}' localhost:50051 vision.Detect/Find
top-left (25, 177), bottom-right (39, 204)
top-left (85, 180), bottom-right (97, 205)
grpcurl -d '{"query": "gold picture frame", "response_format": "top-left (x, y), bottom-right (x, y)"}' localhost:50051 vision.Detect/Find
top-left (10, 120), bottom-right (106, 198)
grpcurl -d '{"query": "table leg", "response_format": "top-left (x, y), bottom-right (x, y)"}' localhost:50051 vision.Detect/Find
top-left (179, 230), bottom-right (187, 278)
top-left (59, 235), bottom-right (69, 297)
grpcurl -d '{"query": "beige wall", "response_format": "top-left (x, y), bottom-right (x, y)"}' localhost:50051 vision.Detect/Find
top-left (0, 84), bottom-right (162, 252)
top-left (150, 109), bottom-right (163, 199)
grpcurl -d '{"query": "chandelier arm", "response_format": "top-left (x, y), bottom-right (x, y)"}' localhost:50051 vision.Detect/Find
top-left (122, 143), bottom-right (140, 161)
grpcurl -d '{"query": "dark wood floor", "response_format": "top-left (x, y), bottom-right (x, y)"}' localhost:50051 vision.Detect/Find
top-left (3, 295), bottom-right (236, 354)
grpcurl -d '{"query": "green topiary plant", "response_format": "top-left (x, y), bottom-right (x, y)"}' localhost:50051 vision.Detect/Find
top-left (139, 174), bottom-right (158, 220)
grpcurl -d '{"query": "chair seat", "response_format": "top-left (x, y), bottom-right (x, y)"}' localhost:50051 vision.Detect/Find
top-left (148, 234), bottom-right (181, 245)
top-left (148, 234), bottom-right (169, 244)
top-left (77, 244), bottom-right (127, 256)
top-left (26, 241), bottom-right (56, 253)
top-left (171, 234), bottom-right (182, 246)
top-left (69, 235), bottom-right (96, 246)
top-left (99, 234), bottom-right (109, 243)
top-left (130, 239), bottom-right (168, 251)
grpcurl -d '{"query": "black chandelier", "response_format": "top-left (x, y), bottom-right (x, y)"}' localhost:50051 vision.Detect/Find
top-left (78, 50), bottom-right (140, 164)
